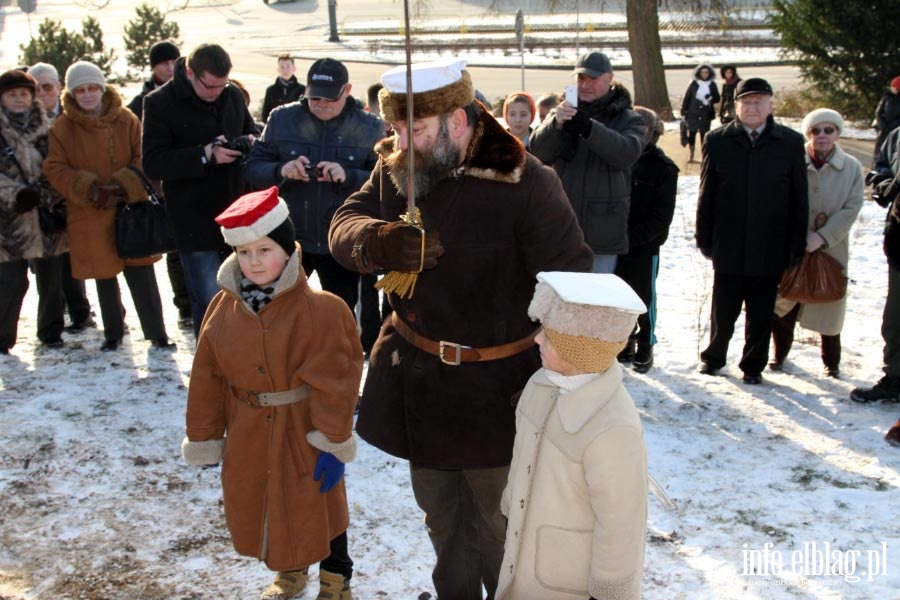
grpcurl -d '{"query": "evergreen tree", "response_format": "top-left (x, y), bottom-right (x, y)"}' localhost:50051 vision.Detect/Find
top-left (771, 0), bottom-right (900, 120)
top-left (18, 17), bottom-right (115, 78)
top-left (123, 4), bottom-right (182, 71)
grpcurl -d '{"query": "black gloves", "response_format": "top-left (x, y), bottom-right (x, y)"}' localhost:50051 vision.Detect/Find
top-left (563, 108), bottom-right (592, 138)
top-left (14, 187), bottom-right (41, 213)
top-left (364, 221), bottom-right (444, 272)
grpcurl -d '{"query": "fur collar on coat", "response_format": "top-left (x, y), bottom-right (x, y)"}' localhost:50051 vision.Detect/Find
top-left (581, 81), bottom-right (634, 122)
top-left (61, 85), bottom-right (125, 128)
top-left (374, 105), bottom-right (527, 185)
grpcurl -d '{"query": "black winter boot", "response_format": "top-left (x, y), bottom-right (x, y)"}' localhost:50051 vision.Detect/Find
top-left (617, 335), bottom-right (636, 363)
top-left (633, 344), bottom-right (654, 374)
top-left (850, 375), bottom-right (900, 404)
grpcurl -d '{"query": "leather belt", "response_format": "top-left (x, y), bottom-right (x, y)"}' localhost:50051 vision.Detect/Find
top-left (231, 383), bottom-right (310, 407)
top-left (391, 313), bottom-right (538, 366)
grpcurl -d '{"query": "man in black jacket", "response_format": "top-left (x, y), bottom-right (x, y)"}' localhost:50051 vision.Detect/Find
top-left (142, 43), bottom-right (257, 338)
top-left (853, 127), bottom-right (900, 405)
top-left (695, 77), bottom-right (808, 384)
top-left (261, 53), bottom-right (305, 123)
top-left (614, 107), bottom-right (679, 373)
top-left (530, 51), bottom-right (645, 274)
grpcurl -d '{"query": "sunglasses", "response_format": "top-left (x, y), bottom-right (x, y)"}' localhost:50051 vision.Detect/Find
top-left (196, 76), bottom-right (230, 91)
top-left (810, 126), bottom-right (836, 136)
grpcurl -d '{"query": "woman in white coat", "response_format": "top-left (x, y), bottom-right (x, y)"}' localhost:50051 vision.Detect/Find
top-left (769, 108), bottom-right (864, 377)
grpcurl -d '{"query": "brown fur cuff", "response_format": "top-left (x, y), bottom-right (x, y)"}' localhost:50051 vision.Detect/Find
top-left (306, 430), bottom-right (357, 463)
top-left (110, 167), bottom-right (148, 204)
top-left (380, 71), bottom-right (475, 123)
top-left (70, 170), bottom-right (98, 206)
top-left (181, 436), bottom-right (225, 466)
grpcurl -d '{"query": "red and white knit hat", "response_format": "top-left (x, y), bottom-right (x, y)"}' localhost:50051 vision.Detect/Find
top-left (215, 187), bottom-right (290, 247)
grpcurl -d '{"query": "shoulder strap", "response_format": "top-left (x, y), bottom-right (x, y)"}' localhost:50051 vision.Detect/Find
top-left (125, 165), bottom-right (159, 202)
top-left (0, 130), bottom-right (31, 185)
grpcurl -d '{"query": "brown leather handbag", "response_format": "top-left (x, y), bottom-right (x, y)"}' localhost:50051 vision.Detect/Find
top-left (778, 250), bottom-right (847, 304)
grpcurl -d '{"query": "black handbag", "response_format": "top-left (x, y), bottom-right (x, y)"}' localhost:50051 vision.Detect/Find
top-left (114, 166), bottom-right (176, 259)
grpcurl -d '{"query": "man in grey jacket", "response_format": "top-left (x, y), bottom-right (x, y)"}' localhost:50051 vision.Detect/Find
top-left (530, 51), bottom-right (645, 273)
top-left (245, 58), bottom-right (383, 310)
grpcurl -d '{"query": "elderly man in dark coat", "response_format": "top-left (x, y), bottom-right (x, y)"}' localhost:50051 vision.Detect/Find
top-left (695, 77), bottom-right (808, 384)
top-left (329, 59), bottom-right (592, 600)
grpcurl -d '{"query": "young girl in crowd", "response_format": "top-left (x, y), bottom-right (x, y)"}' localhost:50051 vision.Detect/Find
top-left (503, 91), bottom-right (536, 147)
top-left (497, 272), bottom-right (648, 600)
top-left (182, 187), bottom-right (363, 600)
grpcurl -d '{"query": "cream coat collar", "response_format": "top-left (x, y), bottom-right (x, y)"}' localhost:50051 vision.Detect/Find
top-left (532, 361), bottom-right (624, 433)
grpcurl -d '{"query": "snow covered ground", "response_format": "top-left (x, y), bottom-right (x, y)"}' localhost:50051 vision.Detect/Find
top-left (2, 165), bottom-right (899, 599)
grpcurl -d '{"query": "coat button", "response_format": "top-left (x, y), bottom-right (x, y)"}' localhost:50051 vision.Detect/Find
top-left (520, 499), bottom-right (524, 508)
top-left (258, 367), bottom-right (265, 373)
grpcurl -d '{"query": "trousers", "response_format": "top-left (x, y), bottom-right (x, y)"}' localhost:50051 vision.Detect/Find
top-left (410, 465), bottom-right (509, 600)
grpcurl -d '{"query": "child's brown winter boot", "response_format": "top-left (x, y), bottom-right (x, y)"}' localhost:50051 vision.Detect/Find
top-left (261, 568), bottom-right (309, 599)
top-left (316, 569), bottom-right (352, 600)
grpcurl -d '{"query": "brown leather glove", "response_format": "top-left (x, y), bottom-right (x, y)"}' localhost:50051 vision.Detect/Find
top-left (14, 187), bottom-right (41, 213)
top-left (89, 183), bottom-right (127, 209)
top-left (365, 221), bottom-right (444, 272)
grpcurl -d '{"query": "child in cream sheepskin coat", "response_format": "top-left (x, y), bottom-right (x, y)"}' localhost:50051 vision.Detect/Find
top-left (497, 272), bottom-right (648, 600)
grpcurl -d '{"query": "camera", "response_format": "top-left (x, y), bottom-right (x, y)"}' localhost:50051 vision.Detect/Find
top-left (305, 165), bottom-right (322, 179)
top-left (214, 135), bottom-right (254, 154)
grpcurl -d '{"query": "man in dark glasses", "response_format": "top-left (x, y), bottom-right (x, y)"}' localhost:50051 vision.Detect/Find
top-left (695, 77), bottom-right (808, 385)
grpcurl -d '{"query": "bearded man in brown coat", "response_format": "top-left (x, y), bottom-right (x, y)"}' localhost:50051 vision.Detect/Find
top-left (329, 59), bottom-right (592, 600)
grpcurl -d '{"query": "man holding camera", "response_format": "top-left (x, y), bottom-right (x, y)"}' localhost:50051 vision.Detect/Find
top-left (245, 58), bottom-right (384, 310)
top-left (142, 43), bottom-right (257, 338)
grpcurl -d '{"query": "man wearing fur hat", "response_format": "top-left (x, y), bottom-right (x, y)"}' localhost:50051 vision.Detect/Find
top-left (695, 77), bottom-right (808, 384)
top-left (497, 272), bottom-right (648, 600)
top-left (530, 51), bottom-right (646, 274)
top-left (329, 59), bottom-right (592, 599)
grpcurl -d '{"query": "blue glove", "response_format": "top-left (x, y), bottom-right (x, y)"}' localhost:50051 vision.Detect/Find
top-left (313, 451), bottom-right (345, 493)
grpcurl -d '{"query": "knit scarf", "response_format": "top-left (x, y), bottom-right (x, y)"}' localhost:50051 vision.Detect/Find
top-left (2, 106), bottom-right (31, 133)
top-left (240, 277), bottom-right (277, 312)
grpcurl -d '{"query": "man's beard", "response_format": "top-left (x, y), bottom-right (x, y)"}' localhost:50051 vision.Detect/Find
top-left (386, 116), bottom-right (461, 199)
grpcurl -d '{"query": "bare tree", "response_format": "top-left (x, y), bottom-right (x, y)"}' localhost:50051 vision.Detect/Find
top-left (627, 0), bottom-right (671, 119)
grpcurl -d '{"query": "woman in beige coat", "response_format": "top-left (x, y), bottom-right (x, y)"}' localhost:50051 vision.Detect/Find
top-left (44, 61), bottom-right (171, 351)
top-left (770, 108), bottom-right (864, 377)
top-left (498, 272), bottom-right (647, 600)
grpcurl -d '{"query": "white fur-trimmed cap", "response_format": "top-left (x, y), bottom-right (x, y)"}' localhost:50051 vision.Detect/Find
top-left (529, 272), bottom-right (646, 342)
top-left (801, 108), bottom-right (845, 136)
top-left (381, 59), bottom-right (468, 93)
top-left (215, 186), bottom-right (289, 247)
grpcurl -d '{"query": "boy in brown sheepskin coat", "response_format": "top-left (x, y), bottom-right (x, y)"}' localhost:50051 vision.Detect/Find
top-left (497, 272), bottom-right (648, 600)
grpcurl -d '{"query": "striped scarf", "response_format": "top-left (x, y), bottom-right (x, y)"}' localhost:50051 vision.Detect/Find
top-left (240, 277), bottom-right (277, 312)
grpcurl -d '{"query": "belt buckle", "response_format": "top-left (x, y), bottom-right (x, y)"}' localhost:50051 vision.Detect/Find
top-left (439, 340), bottom-right (470, 366)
